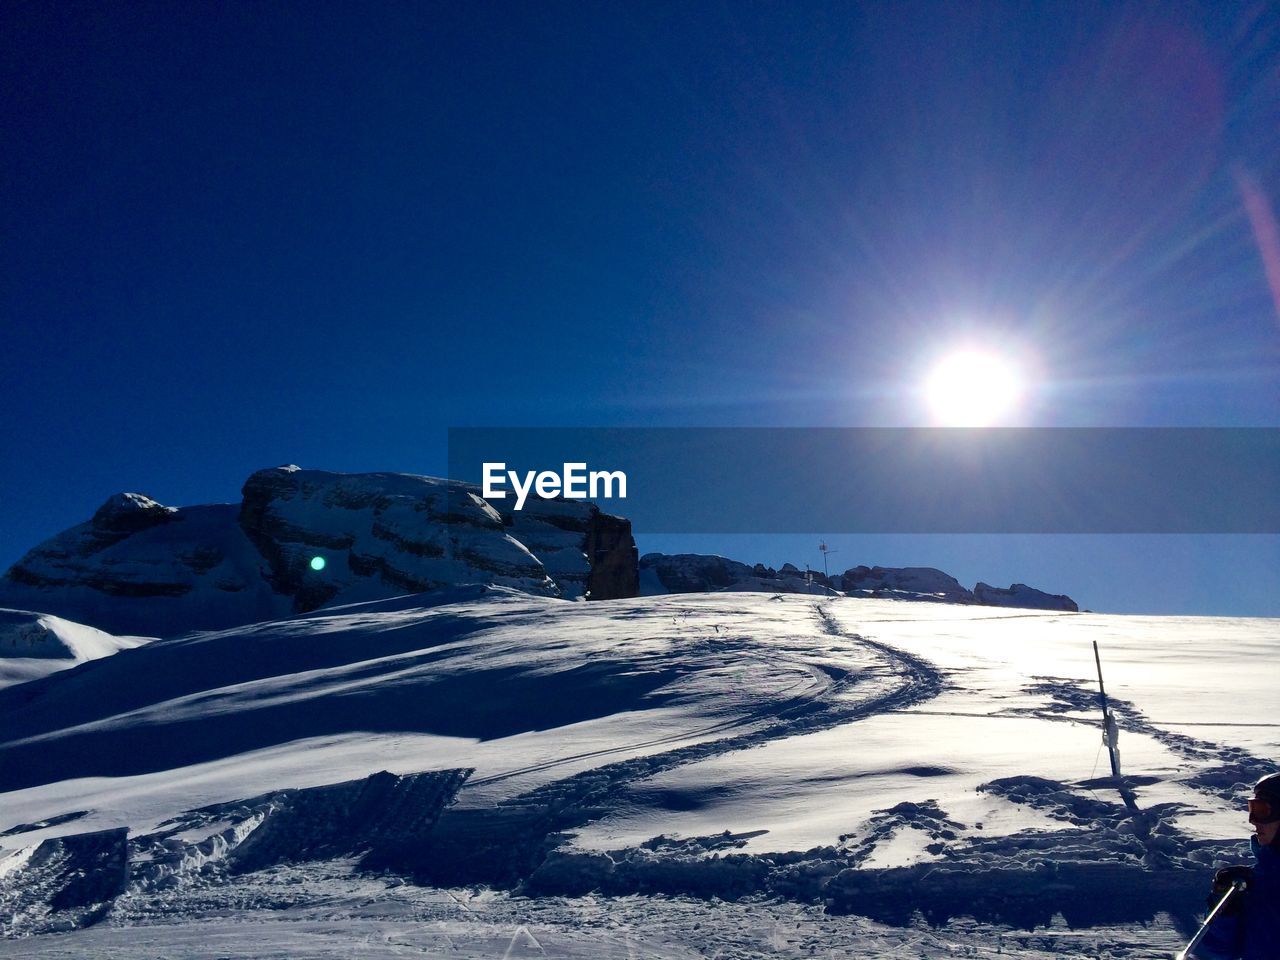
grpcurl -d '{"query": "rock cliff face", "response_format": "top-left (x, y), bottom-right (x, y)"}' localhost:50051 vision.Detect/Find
top-left (581, 513), bottom-right (640, 601)
top-left (0, 466), bottom-right (640, 636)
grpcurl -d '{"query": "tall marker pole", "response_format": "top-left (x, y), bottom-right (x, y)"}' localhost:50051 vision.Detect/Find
top-left (1093, 640), bottom-right (1122, 779)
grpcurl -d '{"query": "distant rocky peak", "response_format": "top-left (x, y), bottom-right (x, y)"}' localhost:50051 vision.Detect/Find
top-left (973, 582), bottom-right (1077, 612)
top-left (91, 493), bottom-right (177, 534)
top-left (840, 565), bottom-right (973, 603)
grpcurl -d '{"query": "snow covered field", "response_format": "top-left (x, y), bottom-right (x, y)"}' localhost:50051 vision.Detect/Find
top-left (1, 589), bottom-right (1275, 956)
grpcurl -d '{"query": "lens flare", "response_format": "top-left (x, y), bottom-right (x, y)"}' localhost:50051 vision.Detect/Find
top-left (310, 556), bottom-right (326, 571)
top-left (925, 351), bottom-right (1023, 426)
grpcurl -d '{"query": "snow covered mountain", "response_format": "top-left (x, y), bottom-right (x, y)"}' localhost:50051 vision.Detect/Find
top-left (0, 466), bottom-right (639, 636)
top-left (0, 467), bottom-right (1074, 645)
top-left (0, 587), bottom-right (1273, 956)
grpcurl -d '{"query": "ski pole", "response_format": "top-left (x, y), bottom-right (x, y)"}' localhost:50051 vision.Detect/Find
top-left (1175, 879), bottom-right (1247, 960)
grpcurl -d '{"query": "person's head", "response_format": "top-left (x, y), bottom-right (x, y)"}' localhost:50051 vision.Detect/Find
top-left (1250, 772), bottom-right (1280, 847)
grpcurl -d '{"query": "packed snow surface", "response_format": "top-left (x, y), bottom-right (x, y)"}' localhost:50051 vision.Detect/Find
top-left (0, 588), bottom-right (1276, 956)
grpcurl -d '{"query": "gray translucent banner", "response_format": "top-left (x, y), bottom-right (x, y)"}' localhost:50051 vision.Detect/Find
top-left (447, 428), bottom-right (1280, 533)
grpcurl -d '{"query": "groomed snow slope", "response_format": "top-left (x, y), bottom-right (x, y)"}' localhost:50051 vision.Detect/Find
top-left (0, 589), bottom-right (1275, 955)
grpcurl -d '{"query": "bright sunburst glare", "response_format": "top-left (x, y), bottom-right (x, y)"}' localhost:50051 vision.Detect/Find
top-left (924, 350), bottom-right (1024, 426)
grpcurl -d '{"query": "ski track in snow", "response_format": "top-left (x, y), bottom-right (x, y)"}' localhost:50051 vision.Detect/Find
top-left (0, 591), bottom-right (1275, 957)
top-left (475, 601), bottom-right (941, 797)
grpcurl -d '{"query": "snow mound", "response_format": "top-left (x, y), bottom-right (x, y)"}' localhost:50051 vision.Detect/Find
top-left (1, 769), bottom-right (471, 936)
top-left (0, 828), bottom-right (128, 937)
top-left (134, 768), bottom-right (471, 884)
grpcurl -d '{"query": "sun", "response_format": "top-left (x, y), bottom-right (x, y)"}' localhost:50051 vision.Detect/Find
top-left (924, 350), bottom-right (1024, 426)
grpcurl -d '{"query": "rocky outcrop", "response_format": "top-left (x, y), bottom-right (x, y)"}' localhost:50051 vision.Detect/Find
top-left (638, 553), bottom-right (755, 595)
top-left (0, 466), bottom-right (640, 636)
top-left (839, 566), bottom-right (975, 603)
top-left (498, 497), bottom-right (637, 600)
top-left (237, 466), bottom-right (555, 613)
top-left (974, 582), bottom-right (1078, 612)
top-left (0, 498), bottom-right (276, 635)
top-left (90, 493), bottom-right (177, 540)
top-left (5, 493), bottom-right (187, 598)
top-left (582, 512), bottom-right (640, 600)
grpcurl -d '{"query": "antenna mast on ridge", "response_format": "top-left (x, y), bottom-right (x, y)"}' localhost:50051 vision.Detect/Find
top-left (819, 540), bottom-right (837, 582)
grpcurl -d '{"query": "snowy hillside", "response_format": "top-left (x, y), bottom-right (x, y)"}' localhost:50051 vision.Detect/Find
top-left (0, 590), bottom-right (1275, 956)
top-left (0, 609), bottom-right (150, 689)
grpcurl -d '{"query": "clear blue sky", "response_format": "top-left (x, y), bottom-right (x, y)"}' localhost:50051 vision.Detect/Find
top-left (3, 2), bottom-right (1278, 615)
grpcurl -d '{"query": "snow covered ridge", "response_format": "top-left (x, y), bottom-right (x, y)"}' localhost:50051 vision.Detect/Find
top-left (0, 609), bottom-right (150, 689)
top-left (0, 465), bottom-right (639, 636)
top-left (640, 555), bottom-right (1077, 611)
top-left (0, 466), bottom-right (1072, 643)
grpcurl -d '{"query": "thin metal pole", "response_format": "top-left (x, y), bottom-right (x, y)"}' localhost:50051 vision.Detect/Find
top-left (1093, 640), bottom-right (1122, 779)
top-left (1093, 640), bottom-right (1108, 708)
top-left (1176, 880), bottom-right (1246, 960)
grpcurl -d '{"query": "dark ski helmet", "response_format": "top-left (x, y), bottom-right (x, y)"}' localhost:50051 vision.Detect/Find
top-left (1249, 772), bottom-right (1280, 824)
